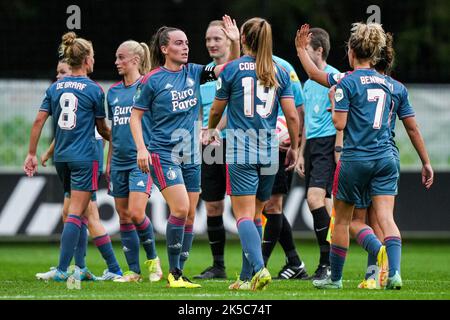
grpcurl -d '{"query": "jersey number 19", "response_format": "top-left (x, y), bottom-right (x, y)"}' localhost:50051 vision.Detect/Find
top-left (242, 77), bottom-right (276, 118)
top-left (58, 92), bottom-right (78, 130)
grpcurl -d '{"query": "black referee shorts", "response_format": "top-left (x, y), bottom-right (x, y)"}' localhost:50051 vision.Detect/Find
top-left (200, 139), bottom-right (227, 202)
top-left (304, 135), bottom-right (336, 199)
top-left (271, 150), bottom-right (294, 195)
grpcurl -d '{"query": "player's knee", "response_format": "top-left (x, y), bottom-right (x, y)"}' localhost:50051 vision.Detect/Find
top-left (205, 201), bottom-right (224, 217)
top-left (170, 203), bottom-right (189, 217)
top-left (264, 199), bottom-right (282, 214)
top-left (117, 207), bottom-right (132, 221)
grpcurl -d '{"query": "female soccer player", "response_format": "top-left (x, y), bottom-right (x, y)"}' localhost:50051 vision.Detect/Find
top-left (130, 15), bottom-right (240, 288)
top-left (349, 33), bottom-right (434, 289)
top-left (208, 17), bottom-right (300, 291)
top-left (24, 32), bottom-right (118, 281)
top-left (37, 59), bottom-right (123, 281)
top-left (106, 40), bottom-right (162, 283)
top-left (296, 22), bottom-right (398, 290)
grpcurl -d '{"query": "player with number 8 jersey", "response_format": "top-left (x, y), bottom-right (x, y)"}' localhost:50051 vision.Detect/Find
top-left (24, 32), bottom-right (114, 281)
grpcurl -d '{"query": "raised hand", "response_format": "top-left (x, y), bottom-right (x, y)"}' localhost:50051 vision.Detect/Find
top-left (222, 14), bottom-right (240, 42)
top-left (295, 24), bottom-right (312, 51)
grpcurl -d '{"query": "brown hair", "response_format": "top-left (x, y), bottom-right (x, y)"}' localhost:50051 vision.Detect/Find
top-left (58, 32), bottom-right (93, 68)
top-left (121, 40), bottom-right (151, 75)
top-left (309, 28), bottom-right (331, 61)
top-left (149, 26), bottom-right (181, 70)
top-left (374, 32), bottom-right (395, 75)
top-left (241, 17), bottom-right (278, 88)
top-left (348, 22), bottom-right (386, 65)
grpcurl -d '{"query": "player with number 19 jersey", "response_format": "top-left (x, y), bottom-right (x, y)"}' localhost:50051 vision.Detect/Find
top-left (332, 68), bottom-right (397, 205)
top-left (215, 55), bottom-right (293, 201)
top-left (40, 75), bottom-right (106, 191)
top-left (216, 56), bottom-right (293, 162)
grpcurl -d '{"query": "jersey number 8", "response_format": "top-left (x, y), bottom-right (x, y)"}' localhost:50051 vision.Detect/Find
top-left (58, 92), bottom-right (78, 130)
top-left (242, 77), bottom-right (276, 118)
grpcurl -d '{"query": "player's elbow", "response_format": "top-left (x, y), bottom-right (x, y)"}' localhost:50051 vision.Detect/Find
top-left (333, 117), bottom-right (346, 131)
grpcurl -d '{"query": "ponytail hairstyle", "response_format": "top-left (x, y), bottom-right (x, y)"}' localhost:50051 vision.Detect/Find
top-left (348, 22), bottom-right (386, 65)
top-left (120, 40), bottom-right (152, 75)
top-left (374, 32), bottom-right (395, 75)
top-left (58, 32), bottom-right (93, 68)
top-left (149, 26), bottom-right (181, 70)
top-left (241, 17), bottom-right (278, 88)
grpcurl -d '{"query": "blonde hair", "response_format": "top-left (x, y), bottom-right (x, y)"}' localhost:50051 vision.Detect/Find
top-left (241, 17), bottom-right (278, 88)
top-left (348, 22), bottom-right (386, 65)
top-left (208, 20), bottom-right (225, 29)
top-left (58, 32), bottom-right (93, 68)
top-left (120, 40), bottom-right (151, 75)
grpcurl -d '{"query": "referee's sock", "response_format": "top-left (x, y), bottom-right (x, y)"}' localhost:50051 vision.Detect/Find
top-left (311, 207), bottom-right (331, 266)
top-left (278, 213), bottom-right (302, 266)
top-left (262, 213), bottom-right (282, 266)
top-left (206, 215), bottom-right (226, 268)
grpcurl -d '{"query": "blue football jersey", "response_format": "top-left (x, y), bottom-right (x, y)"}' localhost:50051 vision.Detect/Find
top-left (334, 68), bottom-right (394, 161)
top-left (385, 75), bottom-right (415, 159)
top-left (272, 55), bottom-right (304, 113)
top-left (200, 61), bottom-right (218, 128)
top-left (215, 55), bottom-right (294, 164)
top-left (134, 64), bottom-right (216, 162)
top-left (40, 76), bottom-right (106, 162)
top-left (107, 77), bottom-right (152, 170)
top-left (94, 128), bottom-right (104, 172)
top-left (303, 64), bottom-right (340, 139)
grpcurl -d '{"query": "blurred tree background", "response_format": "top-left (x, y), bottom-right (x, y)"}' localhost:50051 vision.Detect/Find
top-left (0, 0), bottom-right (449, 83)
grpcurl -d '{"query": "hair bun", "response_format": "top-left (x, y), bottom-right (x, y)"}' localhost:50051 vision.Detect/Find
top-left (62, 32), bottom-right (77, 46)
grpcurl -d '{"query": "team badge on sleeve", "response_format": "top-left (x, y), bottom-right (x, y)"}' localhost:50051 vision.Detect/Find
top-left (290, 71), bottom-right (299, 82)
top-left (332, 73), bottom-right (346, 83)
top-left (216, 77), bottom-right (222, 90)
top-left (335, 88), bottom-right (344, 102)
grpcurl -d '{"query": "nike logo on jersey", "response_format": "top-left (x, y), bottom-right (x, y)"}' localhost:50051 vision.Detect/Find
top-left (315, 226), bottom-right (328, 232)
top-left (137, 180), bottom-right (145, 187)
top-left (112, 97), bottom-right (119, 105)
top-left (165, 83), bottom-right (174, 90)
top-left (123, 246), bottom-right (130, 252)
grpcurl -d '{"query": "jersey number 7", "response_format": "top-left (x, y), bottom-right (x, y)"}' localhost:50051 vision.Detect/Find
top-left (242, 77), bottom-right (276, 118)
top-left (367, 89), bottom-right (386, 129)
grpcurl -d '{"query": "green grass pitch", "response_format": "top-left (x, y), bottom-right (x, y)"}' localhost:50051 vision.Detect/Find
top-left (0, 239), bottom-right (449, 300)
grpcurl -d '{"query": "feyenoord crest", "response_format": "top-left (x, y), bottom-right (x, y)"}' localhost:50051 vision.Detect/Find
top-left (166, 167), bottom-right (177, 180)
top-left (133, 85), bottom-right (142, 103)
top-left (186, 77), bottom-right (195, 87)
